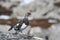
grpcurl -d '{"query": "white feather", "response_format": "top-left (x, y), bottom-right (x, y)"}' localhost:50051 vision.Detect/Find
top-left (21, 23), bottom-right (27, 29)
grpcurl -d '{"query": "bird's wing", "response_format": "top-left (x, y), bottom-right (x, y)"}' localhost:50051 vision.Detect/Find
top-left (8, 22), bottom-right (17, 31)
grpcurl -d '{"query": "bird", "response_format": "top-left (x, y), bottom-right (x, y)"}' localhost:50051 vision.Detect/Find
top-left (8, 13), bottom-right (31, 34)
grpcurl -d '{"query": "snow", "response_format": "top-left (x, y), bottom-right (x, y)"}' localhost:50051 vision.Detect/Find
top-left (0, 25), bottom-right (15, 33)
top-left (0, 25), bottom-right (45, 40)
top-left (0, 15), bottom-right (11, 19)
top-left (49, 23), bottom-right (60, 40)
top-left (20, 0), bottom-right (34, 6)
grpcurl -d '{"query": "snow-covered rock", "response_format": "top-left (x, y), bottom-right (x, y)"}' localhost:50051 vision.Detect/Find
top-left (49, 23), bottom-right (60, 40)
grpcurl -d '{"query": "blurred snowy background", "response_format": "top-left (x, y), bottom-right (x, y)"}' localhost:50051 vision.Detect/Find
top-left (0, 0), bottom-right (60, 19)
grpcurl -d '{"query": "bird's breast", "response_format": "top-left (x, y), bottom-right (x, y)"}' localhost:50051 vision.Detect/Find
top-left (21, 23), bottom-right (27, 29)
